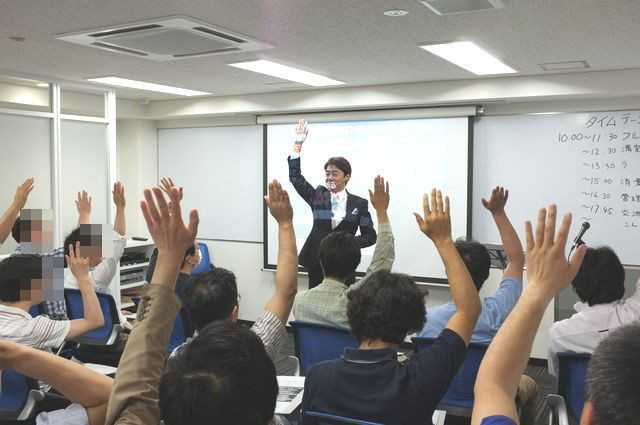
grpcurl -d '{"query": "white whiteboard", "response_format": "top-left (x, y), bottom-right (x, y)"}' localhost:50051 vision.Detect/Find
top-left (473, 111), bottom-right (640, 265)
top-left (265, 118), bottom-right (470, 281)
top-left (158, 126), bottom-right (263, 242)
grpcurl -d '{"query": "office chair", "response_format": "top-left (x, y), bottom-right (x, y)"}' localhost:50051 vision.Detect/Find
top-left (289, 321), bottom-right (358, 375)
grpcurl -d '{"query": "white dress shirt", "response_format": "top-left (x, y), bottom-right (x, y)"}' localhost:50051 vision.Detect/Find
top-left (330, 189), bottom-right (348, 229)
top-left (547, 277), bottom-right (640, 376)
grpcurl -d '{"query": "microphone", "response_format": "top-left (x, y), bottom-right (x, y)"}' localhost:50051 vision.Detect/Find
top-left (572, 222), bottom-right (591, 248)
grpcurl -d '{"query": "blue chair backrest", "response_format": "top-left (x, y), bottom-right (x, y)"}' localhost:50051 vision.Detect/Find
top-left (64, 289), bottom-right (120, 344)
top-left (167, 307), bottom-right (194, 353)
top-left (557, 352), bottom-right (591, 421)
top-left (304, 411), bottom-right (383, 425)
top-left (28, 305), bottom-right (40, 318)
top-left (289, 321), bottom-right (359, 375)
top-left (0, 369), bottom-right (38, 419)
top-left (413, 337), bottom-right (489, 409)
top-left (191, 242), bottom-right (212, 276)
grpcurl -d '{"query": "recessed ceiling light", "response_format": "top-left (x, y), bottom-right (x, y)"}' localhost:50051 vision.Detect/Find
top-left (228, 60), bottom-right (345, 87)
top-left (419, 41), bottom-right (516, 75)
top-left (86, 77), bottom-right (210, 96)
top-left (384, 9), bottom-right (410, 16)
top-left (36, 82), bottom-right (49, 88)
top-left (539, 61), bottom-right (589, 71)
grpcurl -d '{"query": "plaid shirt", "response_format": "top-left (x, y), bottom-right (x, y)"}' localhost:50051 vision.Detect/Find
top-left (13, 245), bottom-right (68, 320)
top-left (292, 222), bottom-right (395, 328)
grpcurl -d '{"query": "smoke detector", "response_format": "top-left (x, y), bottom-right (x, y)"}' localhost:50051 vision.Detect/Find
top-left (417, 0), bottom-right (504, 15)
top-left (57, 16), bottom-right (272, 61)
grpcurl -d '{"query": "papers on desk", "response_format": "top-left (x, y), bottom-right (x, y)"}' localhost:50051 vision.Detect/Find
top-left (276, 376), bottom-right (305, 415)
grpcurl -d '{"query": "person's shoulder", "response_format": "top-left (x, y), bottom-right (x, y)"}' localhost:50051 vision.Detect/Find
top-left (347, 192), bottom-right (368, 203)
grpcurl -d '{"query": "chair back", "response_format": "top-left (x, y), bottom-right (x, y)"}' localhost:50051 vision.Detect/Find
top-left (0, 369), bottom-right (41, 420)
top-left (191, 242), bottom-right (213, 275)
top-left (413, 337), bottom-right (489, 415)
top-left (557, 352), bottom-right (591, 421)
top-left (64, 288), bottom-right (122, 345)
top-left (28, 304), bottom-right (41, 318)
top-left (167, 307), bottom-right (195, 353)
top-left (304, 411), bottom-right (383, 425)
top-left (290, 321), bottom-right (359, 375)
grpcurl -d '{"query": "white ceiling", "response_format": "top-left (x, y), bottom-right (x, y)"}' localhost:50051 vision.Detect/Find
top-left (1, 0), bottom-right (640, 100)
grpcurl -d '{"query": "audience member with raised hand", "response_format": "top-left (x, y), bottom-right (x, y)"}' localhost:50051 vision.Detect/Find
top-left (106, 185), bottom-right (198, 425)
top-left (0, 177), bottom-right (34, 244)
top-left (76, 190), bottom-right (92, 226)
top-left (0, 243), bottom-right (104, 355)
top-left (293, 175), bottom-right (395, 327)
top-left (301, 189), bottom-right (480, 424)
top-left (547, 243), bottom-right (640, 377)
top-left (170, 179), bottom-right (298, 375)
top-left (472, 205), bottom-right (587, 425)
top-left (0, 340), bottom-right (113, 425)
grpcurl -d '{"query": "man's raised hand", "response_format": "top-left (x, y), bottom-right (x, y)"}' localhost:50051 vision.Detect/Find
top-left (140, 186), bottom-right (198, 260)
top-left (66, 241), bottom-right (90, 280)
top-left (160, 177), bottom-right (183, 201)
top-left (265, 180), bottom-right (293, 224)
top-left (482, 186), bottom-right (508, 215)
top-left (12, 178), bottom-right (34, 211)
top-left (414, 188), bottom-right (452, 245)
top-left (112, 182), bottom-right (126, 209)
top-left (524, 205), bottom-right (587, 299)
top-left (368, 175), bottom-right (390, 213)
top-left (295, 119), bottom-right (309, 143)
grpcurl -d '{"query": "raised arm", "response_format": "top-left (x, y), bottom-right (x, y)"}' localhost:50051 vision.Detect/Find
top-left (264, 180), bottom-right (298, 324)
top-left (106, 186), bottom-right (199, 425)
top-left (356, 176), bottom-right (394, 286)
top-left (66, 242), bottom-right (105, 340)
top-left (112, 182), bottom-right (126, 236)
top-left (0, 340), bottom-right (112, 425)
top-left (482, 186), bottom-right (524, 281)
top-left (0, 178), bottom-right (34, 244)
top-left (414, 189), bottom-right (481, 345)
top-left (76, 191), bottom-right (92, 227)
top-left (471, 206), bottom-right (587, 424)
top-left (288, 119), bottom-right (316, 205)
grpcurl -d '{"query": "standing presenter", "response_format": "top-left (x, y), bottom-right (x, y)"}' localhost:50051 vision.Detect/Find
top-left (288, 119), bottom-right (377, 289)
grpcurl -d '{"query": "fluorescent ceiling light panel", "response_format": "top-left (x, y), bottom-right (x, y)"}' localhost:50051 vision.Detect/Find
top-left (228, 60), bottom-right (345, 86)
top-left (419, 41), bottom-right (516, 75)
top-left (86, 76), bottom-right (210, 96)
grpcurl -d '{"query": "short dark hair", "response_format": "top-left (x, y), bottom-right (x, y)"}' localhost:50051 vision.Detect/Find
top-left (454, 238), bottom-right (490, 291)
top-left (11, 217), bottom-right (20, 243)
top-left (572, 246), bottom-right (625, 306)
top-left (184, 267), bottom-right (239, 331)
top-left (317, 232), bottom-right (361, 282)
top-left (62, 226), bottom-right (103, 267)
top-left (0, 255), bottom-right (43, 302)
top-left (587, 323), bottom-right (640, 425)
top-left (181, 244), bottom-right (197, 269)
top-left (324, 157), bottom-right (352, 177)
top-left (347, 270), bottom-right (426, 345)
top-left (160, 321), bottom-right (278, 425)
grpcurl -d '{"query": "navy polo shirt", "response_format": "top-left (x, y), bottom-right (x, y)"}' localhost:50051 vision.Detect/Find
top-left (301, 329), bottom-right (467, 425)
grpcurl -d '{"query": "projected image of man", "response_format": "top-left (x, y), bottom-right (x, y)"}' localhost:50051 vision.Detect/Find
top-left (287, 119), bottom-right (377, 288)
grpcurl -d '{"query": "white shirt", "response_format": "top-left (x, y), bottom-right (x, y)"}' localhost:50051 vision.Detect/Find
top-left (64, 231), bottom-right (127, 324)
top-left (330, 189), bottom-right (348, 229)
top-left (0, 304), bottom-right (69, 351)
top-left (547, 277), bottom-right (640, 376)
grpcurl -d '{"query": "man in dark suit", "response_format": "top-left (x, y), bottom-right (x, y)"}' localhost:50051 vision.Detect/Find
top-left (288, 120), bottom-right (377, 288)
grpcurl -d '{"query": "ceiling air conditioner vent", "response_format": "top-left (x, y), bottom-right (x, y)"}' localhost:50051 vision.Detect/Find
top-left (417, 0), bottom-right (504, 15)
top-left (57, 16), bottom-right (272, 61)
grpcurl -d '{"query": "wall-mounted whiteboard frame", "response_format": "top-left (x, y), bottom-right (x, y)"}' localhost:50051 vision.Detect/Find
top-left (262, 109), bottom-right (476, 285)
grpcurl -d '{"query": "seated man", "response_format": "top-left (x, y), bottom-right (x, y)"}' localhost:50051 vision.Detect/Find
top-left (170, 180), bottom-right (298, 375)
top-left (293, 175), bottom-right (394, 327)
top-left (300, 189), bottom-right (481, 424)
top-left (143, 241), bottom-right (200, 305)
top-left (471, 206), bottom-right (588, 425)
top-left (0, 247), bottom-right (104, 364)
top-left (420, 186), bottom-right (525, 343)
top-left (106, 183), bottom-right (280, 425)
top-left (547, 245), bottom-right (640, 376)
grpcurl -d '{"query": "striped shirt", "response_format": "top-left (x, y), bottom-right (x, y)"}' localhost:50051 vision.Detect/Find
top-left (0, 304), bottom-right (69, 350)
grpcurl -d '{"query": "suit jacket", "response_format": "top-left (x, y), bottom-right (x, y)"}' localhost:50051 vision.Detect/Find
top-left (288, 156), bottom-right (377, 268)
top-left (105, 283), bottom-right (181, 425)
